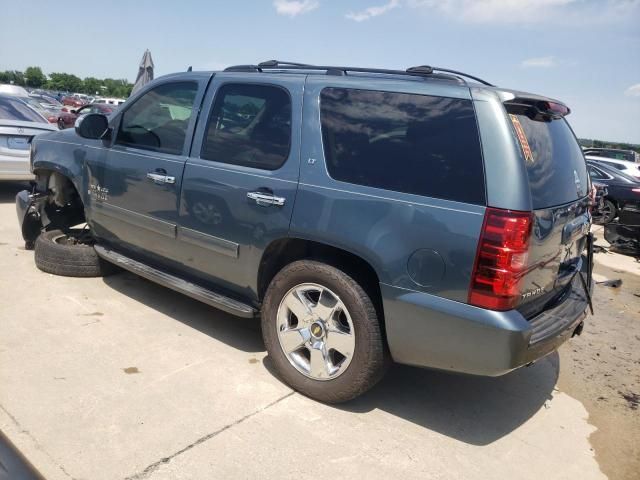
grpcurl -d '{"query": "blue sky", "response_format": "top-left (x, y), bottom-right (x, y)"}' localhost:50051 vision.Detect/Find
top-left (2, 0), bottom-right (639, 142)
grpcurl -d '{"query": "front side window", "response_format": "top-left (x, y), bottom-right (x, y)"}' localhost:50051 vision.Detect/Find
top-left (319, 87), bottom-right (485, 205)
top-left (201, 83), bottom-right (292, 170)
top-left (116, 82), bottom-right (198, 155)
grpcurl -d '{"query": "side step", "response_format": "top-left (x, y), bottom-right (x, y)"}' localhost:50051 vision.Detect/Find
top-left (95, 245), bottom-right (257, 318)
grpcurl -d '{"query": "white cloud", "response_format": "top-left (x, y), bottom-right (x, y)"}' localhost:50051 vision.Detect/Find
top-left (625, 84), bottom-right (640, 97)
top-left (346, 0), bottom-right (400, 22)
top-left (273, 0), bottom-right (319, 17)
top-left (521, 56), bottom-right (557, 68)
top-left (408, 0), bottom-right (640, 24)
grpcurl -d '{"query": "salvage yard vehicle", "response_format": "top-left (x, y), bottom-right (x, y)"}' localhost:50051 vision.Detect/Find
top-left (56, 103), bottom-right (117, 130)
top-left (586, 159), bottom-right (640, 224)
top-left (16, 61), bottom-right (594, 403)
top-left (0, 94), bottom-right (57, 180)
top-left (588, 155), bottom-right (640, 181)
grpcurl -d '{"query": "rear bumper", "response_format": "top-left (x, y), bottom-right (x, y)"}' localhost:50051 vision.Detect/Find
top-left (0, 153), bottom-right (33, 180)
top-left (382, 274), bottom-right (589, 376)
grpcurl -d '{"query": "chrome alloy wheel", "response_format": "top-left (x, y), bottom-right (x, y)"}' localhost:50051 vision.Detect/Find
top-left (276, 283), bottom-right (356, 381)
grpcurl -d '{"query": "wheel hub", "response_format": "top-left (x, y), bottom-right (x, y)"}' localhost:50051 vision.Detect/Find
top-left (276, 283), bottom-right (356, 381)
top-left (310, 321), bottom-right (325, 339)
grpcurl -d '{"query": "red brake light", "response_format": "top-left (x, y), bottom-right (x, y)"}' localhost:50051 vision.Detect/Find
top-left (545, 101), bottom-right (570, 117)
top-left (469, 208), bottom-right (533, 311)
top-left (632, 188), bottom-right (640, 193)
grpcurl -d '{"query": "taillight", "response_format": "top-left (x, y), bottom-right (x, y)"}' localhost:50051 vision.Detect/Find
top-left (47, 116), bottom-right (57, 123)
top-left (632, 188), bottom-right (640, 193)
top-left (469, 208), bottom-right (533, 311)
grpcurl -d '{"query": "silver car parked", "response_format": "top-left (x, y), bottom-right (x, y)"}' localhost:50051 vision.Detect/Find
top-left (0, 94), bottom-right (57, 180)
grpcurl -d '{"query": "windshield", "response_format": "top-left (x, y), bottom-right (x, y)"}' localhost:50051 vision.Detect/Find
top-left (0, 96), bottom-right (47, 123)
top-left (508, 112), bottom-right (589, 208)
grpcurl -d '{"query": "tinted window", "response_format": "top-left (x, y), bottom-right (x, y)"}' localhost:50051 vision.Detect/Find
top-left (588, 166), bottom-right (608, 180)
top-left (319, 88), bottom-right (485, 204)
top-left (201, 84), bottom-right (292, 170)
top-left (509, 114), bottom-right (588, 208)
top-left (116, 82), bottom-right (198, 155)
top-left (0, 97), bottom-right (46, 123)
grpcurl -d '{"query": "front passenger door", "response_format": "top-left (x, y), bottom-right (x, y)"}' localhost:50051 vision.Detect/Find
top-left (90, 79), bottom-right (206, 262)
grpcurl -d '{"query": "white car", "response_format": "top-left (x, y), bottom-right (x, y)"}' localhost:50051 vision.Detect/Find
top-left (0, 94), bottom-right (58, 180)
top-left (93, 97), bottom-right (126, 106)
top-left (586, 155), bottom-right (640, 181)
top-left (0, 84), bottom-right (29, 97)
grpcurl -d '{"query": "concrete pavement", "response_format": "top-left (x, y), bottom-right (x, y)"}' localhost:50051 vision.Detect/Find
top-left (0, 182), bottom-right (606, 479)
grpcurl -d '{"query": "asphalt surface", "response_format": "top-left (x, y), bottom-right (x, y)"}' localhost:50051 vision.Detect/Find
top-left (0, 181), bottom-right (609, 479)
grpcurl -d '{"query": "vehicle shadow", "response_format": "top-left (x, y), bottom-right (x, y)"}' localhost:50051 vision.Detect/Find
top-left (103, 269), bottom-right (558, 446)
top-left (337, 354), bottom-right (558, 446)
top-left (102, 271), bottom-right (264, 353)
top-left (0, 182), bottom-right (30, 203)
top-left (263, 350), bottom-right (558, 446)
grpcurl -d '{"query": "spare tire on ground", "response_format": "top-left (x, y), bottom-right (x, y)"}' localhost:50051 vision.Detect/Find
top-left (34, 229), bottom-right (118, 277)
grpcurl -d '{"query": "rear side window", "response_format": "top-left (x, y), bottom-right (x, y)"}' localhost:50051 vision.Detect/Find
top-left (201, 83), bottom-right (292, 170)
top-left (508, 113), bottom-right (588, 208)
top-left (319, 87), bottom-right (485, 205)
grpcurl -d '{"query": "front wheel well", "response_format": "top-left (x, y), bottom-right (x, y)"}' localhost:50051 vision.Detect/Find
top-left (257, 238), bottom-right (384, 324)
top-left (34, 170), bottom-right (86, 229)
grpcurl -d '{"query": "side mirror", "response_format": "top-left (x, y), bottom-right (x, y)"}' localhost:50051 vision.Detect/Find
top-left (75, 113), bottom-right (109, 139)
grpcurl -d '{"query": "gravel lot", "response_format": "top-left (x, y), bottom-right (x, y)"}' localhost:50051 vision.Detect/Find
top-left (0, 181), bottom-right (637, 480)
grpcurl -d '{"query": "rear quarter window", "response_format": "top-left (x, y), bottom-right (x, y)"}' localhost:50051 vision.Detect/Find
top-left (319, 87), bottom-right (485, 205)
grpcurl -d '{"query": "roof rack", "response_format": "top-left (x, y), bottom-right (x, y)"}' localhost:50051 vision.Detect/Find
top-left (223, 60), bottom-right (494, 86)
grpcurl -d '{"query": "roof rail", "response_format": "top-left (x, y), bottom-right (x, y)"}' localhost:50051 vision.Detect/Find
top-left (223, 60), bottom-right (494, 86)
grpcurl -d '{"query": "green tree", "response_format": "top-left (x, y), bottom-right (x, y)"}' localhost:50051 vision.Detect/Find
top-left (47, 73), bottom-right (82, 92)
top-left (82, 77), bottom-right (103, 95)
top-left (24, 66), bottom-right (47, 88)
top-left (0, 70), bottom-right (26, 86)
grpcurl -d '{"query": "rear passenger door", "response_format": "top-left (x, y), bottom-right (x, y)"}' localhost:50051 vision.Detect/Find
top-left (176, 73), bottom-right (303, 300)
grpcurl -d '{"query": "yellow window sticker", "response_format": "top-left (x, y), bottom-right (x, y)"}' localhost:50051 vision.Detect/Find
top-left (509, 114), bottom-right (534, 164)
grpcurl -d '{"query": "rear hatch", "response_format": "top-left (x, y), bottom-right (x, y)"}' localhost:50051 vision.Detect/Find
top-left (506, 100), bottom-right (590, 318)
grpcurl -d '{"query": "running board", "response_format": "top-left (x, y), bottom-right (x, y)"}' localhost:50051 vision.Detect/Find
top-left (94, 245), bottom-right (257, 318)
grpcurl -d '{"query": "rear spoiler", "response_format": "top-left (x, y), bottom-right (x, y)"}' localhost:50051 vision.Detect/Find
top-left (504, 97), bottom-right (571, 120)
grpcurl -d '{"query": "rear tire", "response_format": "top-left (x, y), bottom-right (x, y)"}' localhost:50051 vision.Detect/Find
top-left (261, 260), bottom-right (387, 403)
top-left (34, 229), bottom-right (117, 277)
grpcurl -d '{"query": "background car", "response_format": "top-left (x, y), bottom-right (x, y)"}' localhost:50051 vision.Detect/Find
top-left (62, 95), bottom-right (86, 108)
top-left (0, 94), bottom-right (57, 180)
top-left (586, 159), bottom-right (640, 223)
top-left (57, 103), bottom-right (117, 129)
top-left (0, 84), bottom-right (30, 97)
top-left (21, 96), bottom-right (62, 125)
top-left (93, 97), bottom-right (127, 106)
top-left (586, 154), bottom-right (640, 181)
top-left (29, 93), bottom-right (63, 109)
top-left (583, 147), bottom-right (639, 163)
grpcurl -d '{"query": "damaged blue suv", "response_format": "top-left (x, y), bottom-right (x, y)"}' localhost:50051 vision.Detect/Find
top-left (16, 61), bottom-right (594, 403)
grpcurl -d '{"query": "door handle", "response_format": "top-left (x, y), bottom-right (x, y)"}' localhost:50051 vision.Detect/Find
top-left (147, 172), bottom-right (176, 185)
top-left (247, 191), bottom-right (286, 207)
